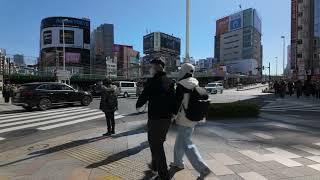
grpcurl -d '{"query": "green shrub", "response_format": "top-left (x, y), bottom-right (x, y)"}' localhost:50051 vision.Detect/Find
top-left (207, 102), bottom-right (260, 119)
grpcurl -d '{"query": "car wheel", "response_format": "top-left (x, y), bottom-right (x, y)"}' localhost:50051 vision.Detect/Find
top-left (123, 92), bottom-right (129, 98)
top-left (23, 106), bottom-right (33, 111)
top-left (38, 98), bottom-right (51, 111)
top-left (81, 96), bottom-right (92, 106)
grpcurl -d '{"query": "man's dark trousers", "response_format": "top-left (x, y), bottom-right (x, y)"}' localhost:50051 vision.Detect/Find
top-left (148, 119), bottom-right (171, 180)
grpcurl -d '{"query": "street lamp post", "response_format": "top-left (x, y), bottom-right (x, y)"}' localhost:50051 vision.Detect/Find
top-left (185, 0), bottom-right (190, 63)
top-left (281, 36), bottom-right (286, 77)
top-left (275, 57), bottom-right (278, 77)
top-left (62, 19), bottom-right (68, 71)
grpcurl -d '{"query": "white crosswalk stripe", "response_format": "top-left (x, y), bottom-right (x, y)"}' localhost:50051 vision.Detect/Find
top-left (261, 98), bottom-right (320, 112)
top-left (0, 107), bottom-right (123, 139)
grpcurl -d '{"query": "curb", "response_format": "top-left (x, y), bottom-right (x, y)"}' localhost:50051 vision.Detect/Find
top-left (237, 85), bottom-right (268, 91)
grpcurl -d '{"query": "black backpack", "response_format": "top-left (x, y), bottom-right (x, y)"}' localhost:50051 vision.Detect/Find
top-left (184, 86), bottom-right (210, 121)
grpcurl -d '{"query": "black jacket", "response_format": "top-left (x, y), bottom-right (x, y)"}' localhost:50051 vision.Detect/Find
top-left (99, 85), bottom-right (118, 112)
top-left (136, 71), bottom-right (176, 120)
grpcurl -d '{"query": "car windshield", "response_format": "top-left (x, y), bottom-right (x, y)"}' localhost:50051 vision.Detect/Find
top-left (207, 84), bottom-right (216, 87)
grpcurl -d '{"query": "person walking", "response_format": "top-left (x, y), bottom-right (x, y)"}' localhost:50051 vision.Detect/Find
top-left (273, 81), bottom-right (279, 96)
top-left (136, 57), bottom-right (176, 180)
top-left (279, 80), bottom-right (286, 98)
top-left (3, 83), bottom-right (11, 103)
top-left (288, 81), bottom-right (294, 96)
top-left (170, 63), bottom-right (211, 180)
top-left (316, 81), bottom-right (320, 99)
top-left (295, 80), bottom-right (303, 99)
top-left (99, 79), bottom-right (118, 136)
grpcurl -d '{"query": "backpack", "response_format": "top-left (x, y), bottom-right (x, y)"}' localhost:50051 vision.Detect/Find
top-left (183, 86), bottom-right (210, 121)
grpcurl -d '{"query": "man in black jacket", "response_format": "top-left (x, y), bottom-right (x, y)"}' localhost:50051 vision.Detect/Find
top-left (136, 57), bottom-right (176, 180)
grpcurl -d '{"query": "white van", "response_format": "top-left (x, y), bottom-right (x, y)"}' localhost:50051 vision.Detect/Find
top-left (114, 81), bottom-right (137, 97)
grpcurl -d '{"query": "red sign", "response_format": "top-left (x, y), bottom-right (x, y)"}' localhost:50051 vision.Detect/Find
top-left (216, 17), bottom-right (229, 36)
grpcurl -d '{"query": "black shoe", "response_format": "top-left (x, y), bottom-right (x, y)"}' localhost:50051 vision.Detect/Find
top-left (111, 130), bottom-right (115, 134)
top-left (103, 132), bottom-right (112, 136)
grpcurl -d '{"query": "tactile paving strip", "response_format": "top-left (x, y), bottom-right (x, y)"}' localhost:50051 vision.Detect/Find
top-left (64, 145), bottom-right (148, 180)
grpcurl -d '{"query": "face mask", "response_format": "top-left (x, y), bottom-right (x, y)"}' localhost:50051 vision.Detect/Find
top-left (150, 68), bottom-right (156, 76)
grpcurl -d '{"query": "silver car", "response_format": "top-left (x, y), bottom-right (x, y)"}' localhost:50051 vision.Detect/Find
top-left (205, 82), bottom-right (224, 94)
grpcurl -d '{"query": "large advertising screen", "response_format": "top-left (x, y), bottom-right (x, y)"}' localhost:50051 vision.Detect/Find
top-left (243, 9), bottom-right (253, 27)
top-left (253, 10), bottom-right (262, 34)
top-left (160, 33), bottom-right (181, 55)
top-left (41, 17), bottom-right (90, 30)
top-left (66, 52), bottom-right (81, 63)
top-left (143, 34), bottom-right (154, 54)
top-left (229, 12), bottom-right (243, 31)
top-left (216, 17), bottom-right (229, 36)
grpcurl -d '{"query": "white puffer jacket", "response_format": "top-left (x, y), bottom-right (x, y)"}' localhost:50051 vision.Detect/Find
top-left (175, 77), bottom-right (199, 128)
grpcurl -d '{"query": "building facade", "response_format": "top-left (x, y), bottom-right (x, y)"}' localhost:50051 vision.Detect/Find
top-left (91, 24), bottom-right (114, 75)
top-left (13, 54), bottom-right (25, 66)
top-left (0, 49), bottom-right (6, 75)
top-left (113, 44), bottom-right (140, 79)
top-left (214, 8), bottom-right (262, 76)
top-left (105, 57), bottom-right (117, 78)
top-left (39, 17), bottom-right (91, 75)
top-left (291, 0), bottom-right (320, 79)
top-left (142, 32), bottom-right (181, 76)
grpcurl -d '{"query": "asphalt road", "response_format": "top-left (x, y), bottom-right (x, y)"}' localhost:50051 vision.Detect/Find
top-left (2, 86), bottom-right (318, 153)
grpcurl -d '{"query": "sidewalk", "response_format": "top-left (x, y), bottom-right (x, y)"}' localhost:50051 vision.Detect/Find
top-left (0, 92), bottom-right (23, 113)
top-left (2, 116), bottom-right (320, 180)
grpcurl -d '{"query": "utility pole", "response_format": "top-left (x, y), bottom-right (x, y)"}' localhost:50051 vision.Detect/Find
top-left (275, 57), bottom-right (278, 77)
top-left (185, 0), bottom-right (190, 63)
top-left (62, 19), bottom-right (68, 71)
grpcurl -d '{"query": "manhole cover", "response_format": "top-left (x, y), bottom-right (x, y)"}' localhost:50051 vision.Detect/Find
top-left (27, 144), bottom-right (49, 151)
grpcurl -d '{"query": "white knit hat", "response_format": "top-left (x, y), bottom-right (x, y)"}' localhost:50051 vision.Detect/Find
top-left (178, 63), bottom-right (195, 80)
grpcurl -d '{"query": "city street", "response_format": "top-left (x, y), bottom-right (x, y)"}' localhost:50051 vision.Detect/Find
top-left (1, 87), bottom-right (320, 179)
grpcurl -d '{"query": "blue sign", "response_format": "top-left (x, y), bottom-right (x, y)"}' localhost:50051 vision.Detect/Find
top-left (229, 13), bottom-right (243, 31)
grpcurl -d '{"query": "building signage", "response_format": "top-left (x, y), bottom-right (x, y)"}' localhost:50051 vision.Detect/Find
top-left (229, 12), bottom-right (243, 31)
top-left (216, 17), bottom-right (229, 36)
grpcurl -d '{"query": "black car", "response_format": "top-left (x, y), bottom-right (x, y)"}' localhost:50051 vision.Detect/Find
top-left (12, 82), bottom-right (93, 111)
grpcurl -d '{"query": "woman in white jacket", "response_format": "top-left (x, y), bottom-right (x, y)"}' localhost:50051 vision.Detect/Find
top-left (170, 63), bottom-right (211, 180)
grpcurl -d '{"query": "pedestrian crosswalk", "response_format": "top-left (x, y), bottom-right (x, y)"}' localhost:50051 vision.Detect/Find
top-left (0, 107), bottom-right (124, 141)
top-left (261, 98), bottom-right (320, 112)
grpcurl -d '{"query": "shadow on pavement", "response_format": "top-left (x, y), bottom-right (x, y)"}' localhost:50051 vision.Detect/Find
top-left (0, 125), bottom-right (147, 167)
top-left (86, 141), bottom-right (149, 169)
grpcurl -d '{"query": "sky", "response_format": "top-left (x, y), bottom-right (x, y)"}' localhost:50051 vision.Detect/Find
top-left (0, 0), bottom-right (291, 75)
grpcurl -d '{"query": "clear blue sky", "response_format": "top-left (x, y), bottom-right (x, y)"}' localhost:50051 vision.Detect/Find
top-left (0, 0), bottom-right (290, 75)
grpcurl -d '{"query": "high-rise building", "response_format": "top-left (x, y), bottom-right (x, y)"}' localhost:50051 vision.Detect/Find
top-left (113, 44), bottom-right (140, 79)
top-left (142, 32), bottom-right (181, 76)
top-left (291, 0), bottom-right (320, 80)
top-left (214, 8), bottom-right (262, 76)
top-left (13, 54), bottom-right (25, 66)
top-left (39, 17), bottom-right (91, 75)
top-left (0, 49), bottom-right (6, 75)
top-left (91, 24), bottom-right (114, 75)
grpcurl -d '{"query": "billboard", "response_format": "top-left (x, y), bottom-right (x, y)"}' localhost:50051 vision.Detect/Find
top-left (243, 9), bottom-right (253, 27)
top-left (143, 33), bottom-right (154, 54)
top-left (253, 10), bottom-right (262, 34)
top-left (160, 33), bottom-right (180, 55)
top-left (216, 17), bottom-right (229, 36)
top-left (66, 52), bottom-right (81, 63)
top-left (229, 12), bottom-right (243, 31)
top-left (144, 32), bottom-right (180, 55)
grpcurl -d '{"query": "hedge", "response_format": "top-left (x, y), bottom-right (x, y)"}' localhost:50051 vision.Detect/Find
top-left (207, 102), bottom-right (260, 119)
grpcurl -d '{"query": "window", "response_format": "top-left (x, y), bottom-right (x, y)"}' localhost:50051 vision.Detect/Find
top-left (61, 85), bottom-right (74, 91)
top-left (297, 53), bottom-right (303, 58)
top-left (298, 0), bottom-right (303, 3)
top-left (60, 30), bottom-right (74, 44)
top-left (37, 84), bottom-right (50, 90)
top-left (298, 12), bottom-right (303, 17)
top-left (49, 84), bottom-right (62, 90)
top-left (297, 39), bottom-right (303, 44)
top-left (43, 30), bottom-right (52, 45)
top-left (121, 83), bottom-right (134, 87)
top-left (298, 26), bottom-right (303, 30)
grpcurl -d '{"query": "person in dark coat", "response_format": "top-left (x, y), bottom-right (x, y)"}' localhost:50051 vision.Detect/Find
top-left (136, 57), bottom-right (176, 180)
top-left (288, 81), bottom-right (294, 96)
top-left (99, 79), bottom-right (118, 136)
top-left (3, 83), bottom-right (11, 103)
top-left (295, 80), bottom-right (303, 98)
